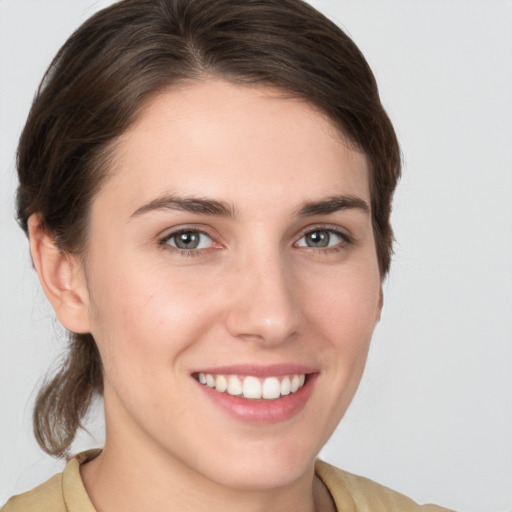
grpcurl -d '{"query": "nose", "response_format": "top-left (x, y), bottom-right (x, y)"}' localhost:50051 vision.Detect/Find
top-left (224, 250), bottom-right (301, 346)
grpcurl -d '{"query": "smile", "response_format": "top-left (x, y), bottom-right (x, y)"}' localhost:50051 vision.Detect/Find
top-left (195, 373), bottom-right (306, 400)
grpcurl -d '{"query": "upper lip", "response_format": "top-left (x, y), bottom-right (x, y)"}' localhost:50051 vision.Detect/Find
top-left (191, 364), bottom-right (318, 378)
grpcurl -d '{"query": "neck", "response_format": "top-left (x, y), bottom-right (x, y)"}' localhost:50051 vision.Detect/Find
top-left (81, 441), bottom-right (333, 512)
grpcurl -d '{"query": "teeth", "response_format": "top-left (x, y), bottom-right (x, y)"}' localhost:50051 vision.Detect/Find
top-left (243, 376), bottom-right (261, 399)
top-left (206, 374), bottom-right (215, 388)
top-left (215, 375), bottom-right (227, 392)
top-left (262, 377), bottom-right (280, 399)
top-left (197, 373), bottom-right (307, 400)
top-left (290, 374), bottom-right (300, 392)
top-left (227, 375), bottom-right (243, 395)
top-left (280, 376), bottom-right (291, 396)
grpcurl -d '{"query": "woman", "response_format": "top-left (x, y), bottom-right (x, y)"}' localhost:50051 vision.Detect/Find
top-left (2, 0), bottom-right (452, 510)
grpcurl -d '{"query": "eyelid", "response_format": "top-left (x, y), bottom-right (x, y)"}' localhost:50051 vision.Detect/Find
top-left (295, 224), bottom-right (352, 241)
top-left (158, 225), bottom-right (222, 255)
top-left (156, 223), bottom-right (352, 256)
top-left (293, 224), bottom-right (353, 249)
top-left (160, 226), bottom-right (202, 241)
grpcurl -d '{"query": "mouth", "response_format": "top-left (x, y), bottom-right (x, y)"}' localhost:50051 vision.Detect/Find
top-left (191, 365), bottom-right (317, 424)
top-left (193, 372), bottom-right (307, 400)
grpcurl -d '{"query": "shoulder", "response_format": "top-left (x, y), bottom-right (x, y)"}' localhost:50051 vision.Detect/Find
top-left (1, 473), bottom-right (66, 512)
top-left (315, 460), bottom-right (454, 512)
top-left (2, 450), bottom-right (100, 512)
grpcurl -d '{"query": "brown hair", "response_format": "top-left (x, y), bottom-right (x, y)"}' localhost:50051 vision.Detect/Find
top-left (17, 0), bottom-right (401, 457)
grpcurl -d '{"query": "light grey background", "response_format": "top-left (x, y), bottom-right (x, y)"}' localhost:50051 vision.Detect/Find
top-left (1, 1), bottom-right (511, 511)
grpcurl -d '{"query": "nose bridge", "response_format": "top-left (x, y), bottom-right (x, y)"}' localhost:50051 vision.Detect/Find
top-left (225, 243), bottom-right (300, 345)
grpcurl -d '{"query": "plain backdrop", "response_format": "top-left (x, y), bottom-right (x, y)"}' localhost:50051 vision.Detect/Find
top-left (1, 1), bottom-right (511, 511)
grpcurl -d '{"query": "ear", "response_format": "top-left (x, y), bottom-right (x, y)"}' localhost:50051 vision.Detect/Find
top-left (28, 215), bottom-right (91, 334)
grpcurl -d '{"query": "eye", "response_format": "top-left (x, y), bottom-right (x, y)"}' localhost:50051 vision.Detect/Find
top-left (295, 229), bottom-right (346, 249)
top-left (163, 230), bottom-right (213, 251)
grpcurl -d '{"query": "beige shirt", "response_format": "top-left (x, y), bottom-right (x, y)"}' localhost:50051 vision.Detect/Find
top-left (2, 450), bottom-right (452, 511)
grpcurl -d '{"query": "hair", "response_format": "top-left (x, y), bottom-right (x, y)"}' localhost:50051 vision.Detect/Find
top-left (16, 0), bottom-right (401, 457)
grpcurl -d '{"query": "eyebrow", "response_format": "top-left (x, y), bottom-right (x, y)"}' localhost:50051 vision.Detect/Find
top-left (296, 195), bottom-right (370, 217)
top-left (130, 195), bottom-right (236, 218)
top-left (130, 193), bottom-right (370, 219)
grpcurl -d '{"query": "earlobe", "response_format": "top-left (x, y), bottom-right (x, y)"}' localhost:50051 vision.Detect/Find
top-left (28, 215), bottom-right (91, 334)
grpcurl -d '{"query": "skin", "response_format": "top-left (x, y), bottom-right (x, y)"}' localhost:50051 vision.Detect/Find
top-left (29, 80), bottom-right (382, 512)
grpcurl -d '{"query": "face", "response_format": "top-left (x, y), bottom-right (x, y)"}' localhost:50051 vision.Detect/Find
top-left (80, 80), bottom-right (381, 490)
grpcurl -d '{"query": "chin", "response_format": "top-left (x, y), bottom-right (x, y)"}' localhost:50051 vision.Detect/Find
top-left (192, 437), bottom-right (320, 492)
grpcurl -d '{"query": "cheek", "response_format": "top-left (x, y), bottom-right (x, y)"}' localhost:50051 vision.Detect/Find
top-left (303, 261), bottom-right (381, 346)
top-left (86, 256), bottom-right (223, 383)
top-left (295, 260), bottom-right (381, 442)
top-left (302, 259), bottom-right (380, 401)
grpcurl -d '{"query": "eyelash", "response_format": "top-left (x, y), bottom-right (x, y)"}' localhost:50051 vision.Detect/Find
top-left (159, 228), bottom-right (214, 258)
top-left (294, 226), bottom-right (352, 254)
top-left (158, 226), bottom-right (352, 257)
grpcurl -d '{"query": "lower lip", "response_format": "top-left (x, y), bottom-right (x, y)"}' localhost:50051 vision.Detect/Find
top-left (196, 374), bottom-right (317, 425)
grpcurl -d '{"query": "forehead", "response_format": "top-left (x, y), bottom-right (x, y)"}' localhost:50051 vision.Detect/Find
top-left (99, 79), bottom-right (370, 216)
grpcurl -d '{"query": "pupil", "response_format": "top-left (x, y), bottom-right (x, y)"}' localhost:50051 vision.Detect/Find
top-left (307, 231), bottom-right (329, 248)
top-left (176, 232), bottom-right (199, 249)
